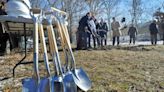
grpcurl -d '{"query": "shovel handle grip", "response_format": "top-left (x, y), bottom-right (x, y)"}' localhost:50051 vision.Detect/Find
top-left (51, 7), bottom-right (67, 15)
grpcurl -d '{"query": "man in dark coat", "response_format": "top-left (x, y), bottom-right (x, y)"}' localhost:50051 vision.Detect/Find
top-left (0, 1), bottom-right (8, 55)
top-left (149, 20), bottom-right (158, 45)
top-left (77, 12), bottom-right (91, 50)
top-left (128, 24), bottom-right (137, 45)
top-left (161, 19), bottom-right (164, 45)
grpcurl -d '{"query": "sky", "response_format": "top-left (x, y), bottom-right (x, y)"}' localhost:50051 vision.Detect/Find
top-left (113, 0), bottom-right (164, 24)
top-left (30, 0), bottom-right (164, 25)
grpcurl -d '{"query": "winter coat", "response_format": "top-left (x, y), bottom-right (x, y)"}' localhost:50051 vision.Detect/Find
top-left (78, 15), bottom-right (90, 32)
top-left (149, 23), bottom-right (158, 34)
top-left (111, 21), bottom-right (121, 36)
top-left (128, 26), bottom-right (137, 37)
top-left (98, 22), bottom-right (108, 31)
top-left (88, 19), bottom-right (96, 32)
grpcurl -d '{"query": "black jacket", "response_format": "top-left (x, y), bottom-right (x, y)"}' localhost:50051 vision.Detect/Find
top-left (78, 15), bottom-right (90, 32)
top-left (149, 23), bottom-right (158, 34)
top-left (128, 26), bottom-right (137, 37)
top-left (97, 22), bottom-right (108, 32)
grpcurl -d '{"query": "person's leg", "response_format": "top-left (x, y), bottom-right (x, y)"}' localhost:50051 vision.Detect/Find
top-left (117, 36), bottom-right (120, 45)
top-left (153, 34), bottom-right (155, 45)
top-left (133, 36), bottom-right (136, 45)
top-left (113, 36), bottom-right (116, 46)
top-left (84, 31), bottom-right (88, 49)
top-left (129, 36), bottom-right (132, 45)
top-left (0, 36), bottom-right (2, 52)
top-left (163, 32), bottom-right (164, 45)
top-left (105, 33), bottom-right (107, 45)
top-left (86, 32), bottom-right (89, 48)
top-left (155, 33), bottom-right (157, 45)
top-left (99, 31), bottom-right (103, 46)
top-left (1, 34), bottom-right (7, 54)
top-left (100, 38), bottom-right (103, 46)
top-left (93, 35), bottom-right (96, 48)
top-left (151, 34), bottom-right (153, 45)
top-left (97, 37), bottom-right (100, 47)
top-left (77, 31), bottom-right (83, 50)
top-left (88, 33), bottom-right (91, 48)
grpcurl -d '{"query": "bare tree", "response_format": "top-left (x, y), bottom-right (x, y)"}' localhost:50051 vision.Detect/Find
top-left (61, 0), bottom-right (87, 43)
top-left (85, 0), bottom-right (104, 16)
top-left (130, 0), bottom-right (143, 26)
top-left (102, 0), bottom-right (121, 29)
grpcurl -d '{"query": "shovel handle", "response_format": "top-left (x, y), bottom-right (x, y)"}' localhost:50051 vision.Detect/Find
top-left (58, 21), bottom-right (76, 69)
top-left (47, 25), bottom-right (59, 74)
top-left (48, 24), bottom-right (64, 76)
top-left (55, 21), bottom-right (72, 71)
top-left (47, 25), bottom-right (53, 55)
top-left (38, 23), bottom-right (51, 77)
top-left (33, 21), bottom-right (40, 83)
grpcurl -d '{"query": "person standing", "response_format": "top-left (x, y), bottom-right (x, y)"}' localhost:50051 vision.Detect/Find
top-left (96, 20), bottom-right (100, 47)
top-left (88, 16), bottom-right (98, 48)
top-left (77, 12), bottom-right (91, 50)
top-left (98, 18), bottom-right (108, 46)
top-left (161, 19), bottom-right (164, 45)
top-left (149, 20), bottom-right (158, 45)
top-left (111, 17), bottom-right (121, 46)
top-left (0, 1), bottom-right (8, 55)
top-left (128, 24), bottom-right (138, 45)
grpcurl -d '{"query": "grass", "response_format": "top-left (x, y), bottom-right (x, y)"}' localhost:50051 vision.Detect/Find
top-left (1, 45), bottom-right (164, 92)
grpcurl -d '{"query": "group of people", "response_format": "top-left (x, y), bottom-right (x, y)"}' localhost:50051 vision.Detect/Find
top-left (76, 12), bottom-right (109, 50)
top-left (76, 12), bottom-right (130, 50)
top-left (76, 12), bottom-right (164, 50)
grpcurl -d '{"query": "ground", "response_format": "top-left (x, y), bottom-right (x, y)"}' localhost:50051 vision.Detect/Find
top-left (0, 45), bottom-right (164, 92)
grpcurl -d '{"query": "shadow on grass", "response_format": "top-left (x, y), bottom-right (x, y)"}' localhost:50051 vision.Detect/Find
top-left (0, 77), bottom-right (11, 81)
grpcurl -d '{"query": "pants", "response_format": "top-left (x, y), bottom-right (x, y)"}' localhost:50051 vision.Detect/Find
top-left (99, 31), bottom-right (107, 46)
top-left (163, 32), bottom-right (164, 45)
top-left (113, 36), bottom-right (119, 46)
top-left (151, 34), bottom-right (157, 45)
top-left (92, 35), bottom-right (96, 48)
top-left (105, 33), bottom-right (107, 45)
top-left (0, 39), bottom-right (6, 53)
top-left (129, 36), bottom-right (136, 44)
top-left (101, 34), bottom-right (107, 46)
top-left (0, 33), bottom-right (9, 54)
top-left (87, 32), bottom-right (91, 48)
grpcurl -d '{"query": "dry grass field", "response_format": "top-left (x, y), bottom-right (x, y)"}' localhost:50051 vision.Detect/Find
top-left (1, 45), bottom-right (164, 92)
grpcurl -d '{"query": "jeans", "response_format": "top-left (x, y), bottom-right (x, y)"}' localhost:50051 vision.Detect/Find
top-left (129, 36), bottom-right (136, 44)
top-left (151, 33), bottom-right (157, 45)
top-left (87, 32), bottom-right (91, 48)
top-left (101, 33), bottom-right (107, 46)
